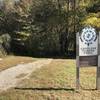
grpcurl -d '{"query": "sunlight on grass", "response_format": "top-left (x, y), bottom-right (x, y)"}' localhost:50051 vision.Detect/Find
top-left (18, 59), bottom-right (76, 89)
top-left (0, 59), bottom-right (99, 100)
top-left (80, 67), bottom-right (96, 89)
top-left (0, 56), bottom-right (37, 71)
top-left (19, 59), bottom-right (96, 90)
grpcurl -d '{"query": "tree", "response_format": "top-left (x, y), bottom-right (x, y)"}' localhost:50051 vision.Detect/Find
top-left (0, 0), bottom-right (99, 57)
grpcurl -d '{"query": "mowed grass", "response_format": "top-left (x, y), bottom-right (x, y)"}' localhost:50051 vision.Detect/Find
top-left (0, 56), bottom-right (36, 71)
top-left (0, 59), bottom-right (100, 100)
top-left (19, 59), bottom-right (76, 89)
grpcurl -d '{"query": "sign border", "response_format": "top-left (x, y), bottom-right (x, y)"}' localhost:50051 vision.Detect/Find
top-left (76, 28), bottom-right (100, 90)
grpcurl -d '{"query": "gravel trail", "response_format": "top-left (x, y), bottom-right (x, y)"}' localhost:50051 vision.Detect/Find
top-left (0, 59), bottom-right (52, 91)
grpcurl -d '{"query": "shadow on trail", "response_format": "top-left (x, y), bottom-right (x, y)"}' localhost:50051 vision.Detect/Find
top-left (82, 89), bottom-right (97, 91)
top-left (15, 87), bottom-right (99, 92)
top-left (81, 87), bottom-right (97, 91)
top-left (15, 87), bottom-right (75, 91)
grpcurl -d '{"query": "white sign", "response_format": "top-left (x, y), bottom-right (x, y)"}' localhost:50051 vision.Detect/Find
top-left (79, 26), bottom-right (98, 56)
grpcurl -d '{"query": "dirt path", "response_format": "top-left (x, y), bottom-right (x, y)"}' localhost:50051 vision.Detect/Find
top-left (0, 59), bottom-right (52, 92)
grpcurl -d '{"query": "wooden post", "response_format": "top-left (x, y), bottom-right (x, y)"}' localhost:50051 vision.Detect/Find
top-left (76, 32), bottom-right (80, 89)
top-left (97, 32), bottom-right (100, 90)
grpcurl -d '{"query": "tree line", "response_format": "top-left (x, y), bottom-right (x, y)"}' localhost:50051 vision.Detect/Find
top-left (0, 0), bottom-right (100, 57)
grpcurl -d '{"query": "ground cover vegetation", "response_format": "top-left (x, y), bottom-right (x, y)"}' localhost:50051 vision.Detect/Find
top-left (0, 59), bottom-right (98, 100)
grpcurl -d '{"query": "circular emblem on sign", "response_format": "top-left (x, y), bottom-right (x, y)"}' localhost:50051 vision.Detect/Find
top-left (80, 26), bottom-right (97, 46)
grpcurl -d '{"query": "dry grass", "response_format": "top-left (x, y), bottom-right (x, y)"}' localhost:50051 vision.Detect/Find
top-left (0, 59), bottom-right (100, 100)
top-left (1, 89), bottom-right (100, 100)
top-left (0, 56), bottom-right (36, 71)
top-left (19, 59), bottom-right (76, 89)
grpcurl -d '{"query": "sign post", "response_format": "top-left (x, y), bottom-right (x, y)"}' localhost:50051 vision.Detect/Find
top-left (97, 32), bottom-right (100, 90)
top-left (76, 26), bottom-right (100, 89)
top-left (76, 32), bottom-right (80, 89)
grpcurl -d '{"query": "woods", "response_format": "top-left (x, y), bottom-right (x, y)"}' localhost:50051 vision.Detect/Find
top-left (0, 0), bottom-right (100, 57)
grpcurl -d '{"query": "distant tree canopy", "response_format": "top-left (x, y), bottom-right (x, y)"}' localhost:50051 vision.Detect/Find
top-left (0, 0), bottom-right (100, 57)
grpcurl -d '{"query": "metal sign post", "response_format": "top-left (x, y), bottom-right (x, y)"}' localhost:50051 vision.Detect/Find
top-left (76, 32), bottom-right (80, 89)
top-left (97, 32), bottom-right (100, 90)
top-left (76, 26), bottom-right (100, 90)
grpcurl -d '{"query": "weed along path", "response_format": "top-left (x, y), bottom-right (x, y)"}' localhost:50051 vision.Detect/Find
top-left (0, 59), bottom-right (52, 92)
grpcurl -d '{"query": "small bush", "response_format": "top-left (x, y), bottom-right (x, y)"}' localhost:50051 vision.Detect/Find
top-left (0, 34), bottom-right (11, 57)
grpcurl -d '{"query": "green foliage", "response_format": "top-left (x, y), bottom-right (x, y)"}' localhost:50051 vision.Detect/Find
top-left (0, 0), bottom-right (99, 56)
top-left (0, 34), bottom-right (11, 57)
top-left (82, 13), bottom-right (100, 28)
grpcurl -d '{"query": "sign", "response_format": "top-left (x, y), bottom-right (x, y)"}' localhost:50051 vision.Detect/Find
top-left (79, 26), bottom-right (98, 56)
top-left (79, 56), bottom-right (97, 66)
top-left (76, 26), bottom-right (100, 90)
top-left (79, 26), bottom-right (98, 66)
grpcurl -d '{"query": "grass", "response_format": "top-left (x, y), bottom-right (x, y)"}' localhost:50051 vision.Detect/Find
top-left (18, 59), bottom-right (76, 89)
top-left (0, 59), bottom-right (100, 100)
top-left (0, 56), bottom-right (36, 71)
